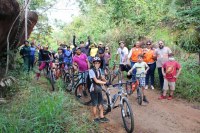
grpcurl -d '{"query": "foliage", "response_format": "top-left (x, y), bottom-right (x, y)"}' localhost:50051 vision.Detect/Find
top-left (0, 71), bottom-right (98, 132)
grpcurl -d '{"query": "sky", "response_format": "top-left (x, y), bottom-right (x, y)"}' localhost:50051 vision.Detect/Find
top-left (46, 0), bottom-right (80, 25)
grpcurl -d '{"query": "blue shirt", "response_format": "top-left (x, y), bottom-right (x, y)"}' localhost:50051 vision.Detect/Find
top-left (63, 49), bottom-right (72, 64)
top-left (30, 47), bottom-right (36, 56)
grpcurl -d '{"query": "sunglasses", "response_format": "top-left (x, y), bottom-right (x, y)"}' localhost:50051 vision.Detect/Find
top-left (105, 49), bottom-right (109, 50)
top-left (159, 43), bottom-right (163, 45)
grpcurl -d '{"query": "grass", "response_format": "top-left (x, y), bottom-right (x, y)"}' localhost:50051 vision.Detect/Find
top-left (0, 70), bottom-right (98, 133)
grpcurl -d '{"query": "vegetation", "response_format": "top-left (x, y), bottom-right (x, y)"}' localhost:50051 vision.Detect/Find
top-left (0, 69), bottom-right (97, 132)
top-left (57, 0), bottom-right (200, 102)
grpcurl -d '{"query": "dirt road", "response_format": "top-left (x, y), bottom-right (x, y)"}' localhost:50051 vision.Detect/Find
top-left (100, 89), bottom-right (200, 133)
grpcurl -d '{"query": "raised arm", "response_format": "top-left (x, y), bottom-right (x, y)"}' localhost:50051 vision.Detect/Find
top-left (73, 35), bottom-right (77, 48)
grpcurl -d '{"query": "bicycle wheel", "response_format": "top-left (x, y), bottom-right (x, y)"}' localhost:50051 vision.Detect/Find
top-left (102, 89), bottom-right (111, 115)
top-left (49, 70), bottom-right (56, 91)
top-left (75, 83), bottom-right (91, 105)
top-left (137, 87), bottom-right (142, 105)
top-left (121, 98), bottom-right (134, 133)
top-left (64, 73), bottom-right (72, 92)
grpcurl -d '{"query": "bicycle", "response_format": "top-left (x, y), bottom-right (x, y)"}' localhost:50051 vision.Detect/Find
top-left (39, 60), bottom-right (56, 91)
top-left (127, 73), bottom-right (145, 105)
top-left (64, 69), bottom-right (91, 105)
top-left (105, 61), bottom-right (122, 84)
top-left (102, 82), bottom-right (134, 133)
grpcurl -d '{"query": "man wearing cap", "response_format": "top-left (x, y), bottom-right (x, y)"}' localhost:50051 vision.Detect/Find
top-left (20, 40), bottom-right (31, 72)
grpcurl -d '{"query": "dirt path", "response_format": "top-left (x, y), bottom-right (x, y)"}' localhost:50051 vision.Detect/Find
top-left (100, 89), bottom-right (200, 133)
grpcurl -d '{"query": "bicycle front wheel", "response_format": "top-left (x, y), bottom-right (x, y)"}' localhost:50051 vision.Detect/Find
top-left (49, 70), bottom-right (56, 91)
top-left (75, 83), bottom-right (91, 105)
top-left (121, 98), bottom-right (134, 133)
top-left (137, 87), bottom-right (143, 105)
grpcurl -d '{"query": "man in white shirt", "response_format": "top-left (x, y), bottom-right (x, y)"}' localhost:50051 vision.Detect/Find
top-left (115, 41), bottom-right (130, 80)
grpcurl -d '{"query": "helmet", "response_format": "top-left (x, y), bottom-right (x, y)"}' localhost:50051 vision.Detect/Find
top-left (93, 57), bottom-right (101, 63)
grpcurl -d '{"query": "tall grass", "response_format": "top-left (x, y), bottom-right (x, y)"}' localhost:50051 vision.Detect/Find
top-left (0, 71), bottom-right (98, 133)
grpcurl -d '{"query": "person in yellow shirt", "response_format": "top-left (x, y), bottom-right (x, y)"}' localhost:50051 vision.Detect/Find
top-left (143, 41), bottom-right (156, 90)
top-left (88, 43), bottom-right (98, 63)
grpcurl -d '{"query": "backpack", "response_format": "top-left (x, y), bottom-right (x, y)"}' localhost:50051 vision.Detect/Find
top-left (87, 68), bottom-right (102, 93)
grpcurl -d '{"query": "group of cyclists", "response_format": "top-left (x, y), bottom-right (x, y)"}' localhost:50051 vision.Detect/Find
top-left (20, 35), bottom-right (182, 124)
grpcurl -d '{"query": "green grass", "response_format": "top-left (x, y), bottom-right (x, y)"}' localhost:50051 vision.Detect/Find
top-left (0, 71), bottom-right (98, 133)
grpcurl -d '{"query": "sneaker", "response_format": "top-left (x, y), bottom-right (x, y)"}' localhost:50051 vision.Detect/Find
top-left (99, 117), bottom-right (110, 123)
top-left (77, 94), bottom-right (82, 98)
top-left (151, 85), bottom-right (155, 90)
top-left (158, 95), bottom-right (167, 100)
top-left (143, 96), bottom-right (149, 103)
top-left (167, 96), bottom-right (173, 100)
top-left (93, 118), bottom-right (100, 123)
top-left (145, 85), bottom-right (148, 90)
top-left (82, 90), bottom-right (88, 97)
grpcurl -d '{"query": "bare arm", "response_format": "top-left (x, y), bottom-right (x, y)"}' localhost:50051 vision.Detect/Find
top-left (92, 77), bottom-right (106, 85)
top-left (162, 67), bottom-right (166, 77)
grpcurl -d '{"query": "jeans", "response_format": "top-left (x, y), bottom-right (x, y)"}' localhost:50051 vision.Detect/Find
top-left (29, 55), bottom-right (35, 70)
top-left (131, 61), bottom-right (136, 81)
top-left (145, 62), bottom-right (156, 86)
top-left (158, 67), bottom-right (164, 91)
top-left (23, 56), bottom-right (30, 73)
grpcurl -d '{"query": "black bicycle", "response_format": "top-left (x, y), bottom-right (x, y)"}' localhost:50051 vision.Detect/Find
top-left (102, 82), bottom-right (134, 133)
top-left (64, 69), bottom-right (91, 105)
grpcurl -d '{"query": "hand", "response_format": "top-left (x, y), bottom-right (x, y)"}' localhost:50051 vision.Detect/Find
top-left (174, 75), bottom-right (178, 78)
top-left (105, 82), bottom-right (111, 87)
top-left (163, 73), bottom-right (166, 77)
top-left (73, 35), bottom-right (76, 38)
top-left (127, 72), bottom-right (131, 75)
top-left (87, 36), bottom-right (90, 40)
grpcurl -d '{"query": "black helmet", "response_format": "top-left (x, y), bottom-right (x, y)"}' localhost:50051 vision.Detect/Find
top-left (93, 57), bottom-right (101, 63)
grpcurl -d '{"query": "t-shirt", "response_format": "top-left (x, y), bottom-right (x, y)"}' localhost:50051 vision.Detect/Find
top-left (162, 60), bottom-right (181, 82)
top-left (90, 47), bottom-right (98, 57)
top-left (104, 53), bottom-right (111, 64)
top-left (89, 68), bottom-right (104, 92)
top-left (117, 47), bottom-right (129, 64)
top-left (40, 49), bottom-right (51, 61)
top-left (30, 47), bottom-right (36, 56)
top-left (73, 53), bottom-right (88, 72)
top-left (131, 62), bottom-right (148, 77)
top-left (63, 49), bottom-right (72, 64)
top-left (155, 47), bottom-right (172, 67)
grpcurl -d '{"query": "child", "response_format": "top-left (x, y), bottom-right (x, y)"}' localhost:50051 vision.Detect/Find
top-left (159, 53), bottom-right (181, 100)
top-left (89, 56), bottom-right (109, 123)
top-left (128, 54), bottom-right (150, 103)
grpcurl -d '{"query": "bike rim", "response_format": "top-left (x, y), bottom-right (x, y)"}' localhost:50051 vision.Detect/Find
top-left (122, 100), bottom-right (133, 132)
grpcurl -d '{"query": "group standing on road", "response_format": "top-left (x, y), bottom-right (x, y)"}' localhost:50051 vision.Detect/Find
top-left (20, 35), bottom-right (182, 125)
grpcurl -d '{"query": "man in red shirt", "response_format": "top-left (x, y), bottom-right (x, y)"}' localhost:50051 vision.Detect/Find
top-left (159, 53), bottom-right (182, 100)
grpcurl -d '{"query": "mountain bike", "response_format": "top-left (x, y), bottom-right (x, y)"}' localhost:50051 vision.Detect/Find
top-left (40, 60), bottom-right (56, 91)
top-left (127, 73), bottom-right (145, 105)
top-left (105, 61), bottom-right (122, 84)
top-left (102, 82), bottom-right (134, 133)
top-left (64, 70), bottom-right (91, 105)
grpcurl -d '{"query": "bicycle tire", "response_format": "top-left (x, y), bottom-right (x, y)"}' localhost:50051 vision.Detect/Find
top-left (75, 83), bottom-right (91, 105)
top-left (137, 87), bottom-right (142, 105)
top-left (121, 98), bottom-right (134, 133)
top-left (64, 73), bottom-right (72, 92)
top-left (102, 89), bottom-right (111, 115)
top-left (49, 70), bottom-right (56, 91)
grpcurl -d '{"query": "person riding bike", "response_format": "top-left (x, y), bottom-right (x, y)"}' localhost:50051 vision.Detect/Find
top-left (89, 56), bottom-right (110, 123)
top-left (35, 45), bottom-right (53, 80)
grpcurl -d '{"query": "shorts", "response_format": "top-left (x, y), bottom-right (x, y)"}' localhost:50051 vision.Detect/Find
top-left (136, 77), bottom-right (146, 87)
top-left (90, 91), bottom-right (103, 106)
top-left (120, 64), bottom-right (131, 72)
top-left (163, 79), bottom-right (175, 91)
